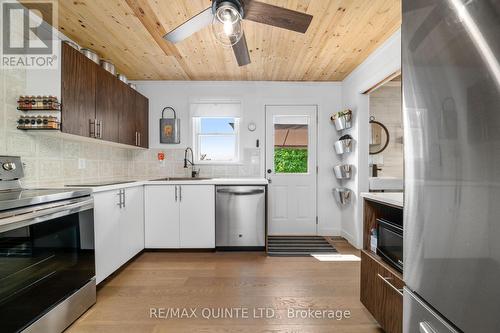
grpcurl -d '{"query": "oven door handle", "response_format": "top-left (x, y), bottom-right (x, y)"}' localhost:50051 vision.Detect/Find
top-left (0, 197), bottom-right (94, 233)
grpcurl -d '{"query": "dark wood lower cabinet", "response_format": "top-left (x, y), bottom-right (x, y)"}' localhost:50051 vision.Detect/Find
top-left (361, 250), bottom-right (403, 333)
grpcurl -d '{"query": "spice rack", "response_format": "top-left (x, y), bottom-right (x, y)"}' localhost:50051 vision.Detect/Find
top-left (16, 96), bottom-right (61, 130)
top-left (17, 96), bottom-right (61, 111)
top-left (17, 116), bottom-right (60, 130)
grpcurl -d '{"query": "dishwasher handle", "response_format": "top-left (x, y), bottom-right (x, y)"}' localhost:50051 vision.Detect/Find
top-left (216, 188), bottom-right (265, 195)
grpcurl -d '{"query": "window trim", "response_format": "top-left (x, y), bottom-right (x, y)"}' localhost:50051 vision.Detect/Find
top-left (192, 116), bottom-right (241, 164)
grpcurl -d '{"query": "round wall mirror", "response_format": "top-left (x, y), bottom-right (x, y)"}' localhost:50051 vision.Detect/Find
top-left (369, 116), bottom-right (390, 155)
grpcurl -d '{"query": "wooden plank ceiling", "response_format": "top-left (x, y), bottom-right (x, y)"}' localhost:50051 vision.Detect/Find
top-left (56, 0), bottom-right (401, 81)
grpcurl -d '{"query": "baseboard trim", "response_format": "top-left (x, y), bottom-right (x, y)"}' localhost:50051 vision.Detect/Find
top-left (341, 230), bottom-right (361, 249)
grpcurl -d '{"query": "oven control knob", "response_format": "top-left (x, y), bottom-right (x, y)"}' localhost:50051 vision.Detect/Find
top-left (2, 162), bottom-right (16, 171)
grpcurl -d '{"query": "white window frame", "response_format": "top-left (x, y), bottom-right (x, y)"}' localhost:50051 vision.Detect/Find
top-left (192, 116), bottom-right (241, 164)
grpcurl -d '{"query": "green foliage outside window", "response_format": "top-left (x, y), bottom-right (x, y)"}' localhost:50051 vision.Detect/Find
top-left (274, 148), bottom-right (308, 173)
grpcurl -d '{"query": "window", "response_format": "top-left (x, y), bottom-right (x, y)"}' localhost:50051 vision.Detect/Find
top-left (193, 117), bottom-right (240, 163)
top-left (273, 115), bottom-right (309, 173)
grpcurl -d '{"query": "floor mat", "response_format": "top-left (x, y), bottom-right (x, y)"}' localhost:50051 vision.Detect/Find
top-left (267, 236), bottom-right (337, 256)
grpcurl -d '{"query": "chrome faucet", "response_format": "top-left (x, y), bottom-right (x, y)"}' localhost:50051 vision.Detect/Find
top-left (184, 147), bottom-right (199, 178)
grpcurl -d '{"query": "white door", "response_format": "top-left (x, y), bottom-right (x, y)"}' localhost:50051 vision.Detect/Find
top-left (144, 185), bottom-right (180, 248)
top-left (265, 105), bottom-right (318, 235)
top-left (94, 189), bottom-right (122, 284)
top-left (179, 185), bottom-right (215, 248)
top-left (121, 186), bottom-right (144, 261)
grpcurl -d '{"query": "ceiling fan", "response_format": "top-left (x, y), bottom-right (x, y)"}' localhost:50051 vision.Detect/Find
top-left (163, 0), bottom-right (313, 67)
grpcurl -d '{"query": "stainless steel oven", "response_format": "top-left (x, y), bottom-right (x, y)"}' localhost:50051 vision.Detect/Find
top-left (0, 156), bottom-right (95, 333)
top-left (377, 218), bottom-right (403, 273)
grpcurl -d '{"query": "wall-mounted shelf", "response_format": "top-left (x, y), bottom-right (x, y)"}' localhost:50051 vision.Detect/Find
top-left (17, 107), bottom-right (61, 111)
top-left (334, 135), bottom-right (353, 155)
top-left (17, 127), bottom-right (60, 131)
top-left (333, 187), bottom-right (351, 205)
top-left (334, 164), bottom-right (352, 180)
top-left (331, 110), bottom-right (354, 207)
top-left (17, 96), bottom-right (61, 111)
top-left (331, 109), bottom-right (352, 132)
top-left (17, 115), bottom-right (61, 130)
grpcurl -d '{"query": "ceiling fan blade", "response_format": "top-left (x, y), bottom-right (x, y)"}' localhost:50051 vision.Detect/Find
top-left (231, 33), bottom-right (251, 67)
top-left (243, 0), bottom-right (313, 33)
top-left (163, 7), bottom-right (213, 43)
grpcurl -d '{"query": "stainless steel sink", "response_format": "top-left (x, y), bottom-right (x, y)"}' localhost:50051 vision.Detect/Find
top-left (150, 177), bottom-right (212, 181)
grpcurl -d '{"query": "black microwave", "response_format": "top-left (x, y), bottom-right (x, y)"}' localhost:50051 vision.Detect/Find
top-left (377, 218), bottom-right (403, 273)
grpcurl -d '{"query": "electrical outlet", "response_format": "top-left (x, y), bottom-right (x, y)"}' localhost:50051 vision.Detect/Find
top-left (78, 158), bottom-right (86, 170)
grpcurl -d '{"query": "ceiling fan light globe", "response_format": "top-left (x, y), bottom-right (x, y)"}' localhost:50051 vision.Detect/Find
top-left (215, 3), bottom-right (241, 24)
top-left (211, 15), bottom-right (243, 47)
top-left (223, 20), bottom-right (234, 35)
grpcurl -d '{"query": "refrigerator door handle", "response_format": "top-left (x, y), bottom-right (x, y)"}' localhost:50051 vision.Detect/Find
top-left (419, 321), bottom-right (438, 333)
top-left (377, 273), bottom-right (403, 296)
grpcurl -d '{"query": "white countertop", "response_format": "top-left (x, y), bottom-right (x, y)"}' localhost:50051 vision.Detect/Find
top-left (361, 192), bottom-right (404, 208)
top-left (66, 178), bottom-right (268, 193)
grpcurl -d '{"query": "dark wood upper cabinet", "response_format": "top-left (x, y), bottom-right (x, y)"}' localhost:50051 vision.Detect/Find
top-left (61, 43), bottom-right (97, 137)
top-left (118, 83), bottom-right (137, 146)
top-left (60, 43), bottom-right (149, 148)
top-left (95, 67), bottom-right (121, 143)
top-left (135, 92), bottom-right (149, 148)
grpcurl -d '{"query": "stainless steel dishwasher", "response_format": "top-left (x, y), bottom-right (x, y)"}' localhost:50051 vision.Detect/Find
top-left (216, 186), bottom-right (266, 249)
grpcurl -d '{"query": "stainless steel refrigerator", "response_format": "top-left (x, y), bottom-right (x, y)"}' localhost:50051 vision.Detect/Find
top-left (402, 0), bottom-right (500, 332)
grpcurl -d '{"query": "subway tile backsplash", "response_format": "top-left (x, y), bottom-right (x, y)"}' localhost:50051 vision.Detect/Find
top-left (0, 67), bottom-right (261, 188)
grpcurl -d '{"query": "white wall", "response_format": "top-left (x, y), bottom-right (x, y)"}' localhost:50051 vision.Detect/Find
top-left (340, 29), bottom-right (401, 248)
top-left (369, 85), bottom-right (403, 178)
top-left (135, 81), bottom-right (343, 236)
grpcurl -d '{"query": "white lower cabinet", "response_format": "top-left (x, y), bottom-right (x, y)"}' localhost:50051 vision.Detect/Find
top-left (145, 185), bottom-right (215, 249)
top-left (94, 186), bottom-right (144, 284)
top-left (144, 185), bottom-right (180, 248)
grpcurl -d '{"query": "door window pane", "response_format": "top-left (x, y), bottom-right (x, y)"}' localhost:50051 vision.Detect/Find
top-left (274, 116), bottom-right (309, 173)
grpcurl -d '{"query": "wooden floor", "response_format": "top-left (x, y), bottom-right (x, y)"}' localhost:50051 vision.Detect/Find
top-left (68, 239), bottom-right (382, 333)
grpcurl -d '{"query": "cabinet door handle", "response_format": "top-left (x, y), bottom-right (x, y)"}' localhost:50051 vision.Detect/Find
top-left (98, 120), bottom-right (103, 138)
top-left (179, 186), bottom-right (182, 202)
top-left (138, 132), bottom-right (141, 146)
top-left (89, 119), bottom-right (94, 138)
top-left (122, 189), bottom-right (126, 208)
top-left (90, 119), bottom-right (97, 138)
top-left (135, 131), bottom-right (138, 146)
top-left (175, 186), bottom-right (178, 202)
top-left (117, 189), bottom-right (123, 208)
top-left (377, 273), bottom-right (403, 296)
